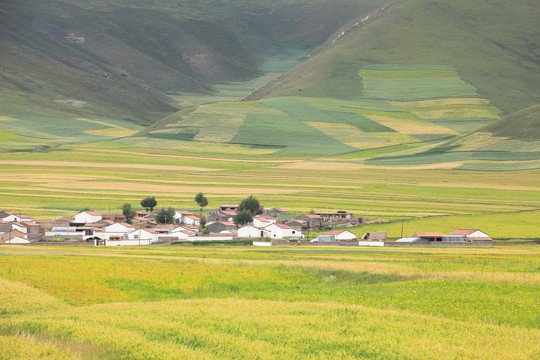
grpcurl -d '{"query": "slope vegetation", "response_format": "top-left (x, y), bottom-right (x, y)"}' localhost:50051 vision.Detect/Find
top-left (139, 0), bottom-right (540, 167)
top-left (481, 104), bottom-right (540, 141)
top-left (0, 0), bottom-right (387, 125)
top-left (254, 0), bottom-right (539, 115)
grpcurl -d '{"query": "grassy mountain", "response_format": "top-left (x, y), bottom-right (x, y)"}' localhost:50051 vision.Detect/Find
top-left (0, 0), bottom-right (387, 125)
top-left (2, 0), bottom-right (539, 169)
top-left (250, 0), bottom-right (539, 115)
top-left (135, 0), bottom-right (540, 169)
top-left (481, 104), bottom-right (540, 141)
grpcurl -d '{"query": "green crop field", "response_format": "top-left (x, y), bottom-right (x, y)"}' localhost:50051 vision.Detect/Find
top-left (359, 66), bottom-right (479, 101)
top-left (0, 246), bottom-right (538, 359)
top-left (142, 66), bottom-right (504, 158)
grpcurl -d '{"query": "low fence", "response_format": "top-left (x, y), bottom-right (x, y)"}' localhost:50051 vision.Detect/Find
top-left (358, 241), bottom-right (384, 247)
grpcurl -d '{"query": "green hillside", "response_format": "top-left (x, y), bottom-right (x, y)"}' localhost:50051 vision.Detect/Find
top-left (1, 0), bottom-right (539, 168)
top-left (0, 0), bottom-right (387, 125)
top-left (481, 104), bottom-right (540, 141)
top-left (139, 0), bottom-right (540, 166)
top-left (253, 0), bottom-right (539, 115)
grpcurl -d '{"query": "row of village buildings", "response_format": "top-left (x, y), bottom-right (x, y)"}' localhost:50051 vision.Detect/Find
top-left (0, 206), bottom-right (492, 246)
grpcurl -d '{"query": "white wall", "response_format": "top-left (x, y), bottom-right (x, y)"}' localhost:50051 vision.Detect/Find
top-left (45, 231), bottom-right (83, 237)
top-left (183, 216), bottom-right (200, 226)
top-left (186, 235), bottom-right (234, 241)
top-left (5, 237), bottom-right (30, 244)
top-left (238, 226), bottom-right (268, 238)
top-left (358, 241), bottom-right (384, 247)
top-left (253, 241), bottom-right (272, 247)
top-left (105, 239), bottom-right (152, 246)
top-left (160, 231), bottom-right (190, 240)
top-left (265, 224), bottom-right (302, 239)
top-left (127, 229), bottom-right (158, 242)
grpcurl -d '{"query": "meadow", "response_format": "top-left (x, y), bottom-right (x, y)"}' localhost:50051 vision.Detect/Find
top-left (0, 245), bottom-right (538, 359)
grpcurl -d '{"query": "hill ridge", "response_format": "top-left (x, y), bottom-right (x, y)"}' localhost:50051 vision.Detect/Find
top-left (240, 2), bottom-right (394, 102)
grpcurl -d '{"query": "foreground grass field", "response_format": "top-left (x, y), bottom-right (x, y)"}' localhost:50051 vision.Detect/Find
top-left (0, 245), bottom-right (538, 359)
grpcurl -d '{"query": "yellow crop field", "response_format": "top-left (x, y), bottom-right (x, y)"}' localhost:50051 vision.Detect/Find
top-left (0, 246), bottom-right (538, 359)
top-left (390, 98), bottom-right (491, 108)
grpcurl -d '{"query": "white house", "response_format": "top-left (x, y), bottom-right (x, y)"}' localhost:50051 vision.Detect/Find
top-left (11, 223), bottom-right (28, 234)
top-left (238, 225), bottom-right (270, 238)
top-left (1, 214), bottom-right (34, 223)
top-left (102, 222), bottom-right (135, 234)
top-left (323, 229), bottom-right (357, 240)
top-left (172, 224), bottom-right (198, 233)
top-left (164, 230), bottom-right (193, 241)
top-left (1, 230), bottom-right (29, 244)
top-left (265, 223), bottom-right (302, 239)
top-left (74, 211), bottom-right (102, 224)
top-left (182, 215), bottom-right (200, 226)
top-left (82, 222), bottom-right (137, 242)
top-left (126, 229), bottom-right (159, 243)
top-left (448, 229), bottom-right (491, 240)
top-left (175, 210), bottom-right (195, 223)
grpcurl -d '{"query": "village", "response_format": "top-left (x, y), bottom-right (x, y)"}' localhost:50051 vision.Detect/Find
top-left (0, 198), bottom-right (493, 247)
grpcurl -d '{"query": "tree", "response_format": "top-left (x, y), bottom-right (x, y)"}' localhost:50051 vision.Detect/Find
top-left (194, 192), bottom-right (208, 213)
top-left (140, 196), bottom-right (157, 212)
top-left (239, 195), bottom-right (262, 215)
top-left (122, 203), bottom-right (136, 224)
top-left (156, 207), bottom-right (175, 224)
top-left (199, 215), bottom-right (210, 234)
top-left (233, 210), bottom-right (253, 226)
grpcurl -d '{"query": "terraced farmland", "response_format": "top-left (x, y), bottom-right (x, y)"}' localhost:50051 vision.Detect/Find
top-left (142, 65), bottom-right (502, 158)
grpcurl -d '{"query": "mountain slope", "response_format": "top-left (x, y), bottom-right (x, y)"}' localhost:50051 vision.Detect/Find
top-left (136, 0), bottom-right (539, 167)
top-left (481, 104), bottom-right (540, 141)
top-left (249, 0), bottom-right (540, 115)
top-left (0, 0), bottom-right (387, 125)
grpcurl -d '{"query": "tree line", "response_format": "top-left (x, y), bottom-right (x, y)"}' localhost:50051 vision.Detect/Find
top-left (120, 194), bottom-right (263, 229)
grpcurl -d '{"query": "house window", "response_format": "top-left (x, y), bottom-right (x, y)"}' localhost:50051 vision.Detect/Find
top-left (292, 231), bottom-right (296, 234)
top-left (134, 235), bottom-right (139, 239)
